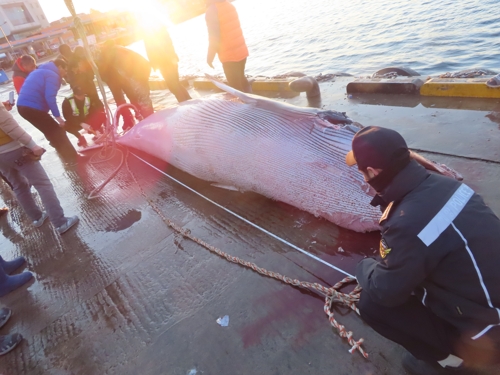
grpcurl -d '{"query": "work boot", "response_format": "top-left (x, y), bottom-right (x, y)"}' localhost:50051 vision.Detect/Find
top-left (0, 255), bottom-right (26, 275)
top-left (0, 333), bottom-right (22, 355)
top-left (0, 207), bottom-right (8, 217)
top-left (402, 352), bottom-right (477, 375)
top-left (0, 307), bottom-right (12, 329)
top-left (0, 265), bottom-right (32, 298)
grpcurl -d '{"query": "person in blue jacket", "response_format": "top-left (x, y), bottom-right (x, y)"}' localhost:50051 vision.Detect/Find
top-left (17, 59), bottom-right (77, 161)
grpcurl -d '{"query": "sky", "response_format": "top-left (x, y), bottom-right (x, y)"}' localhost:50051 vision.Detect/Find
top-left (39, 0), bottom-right (128, 22)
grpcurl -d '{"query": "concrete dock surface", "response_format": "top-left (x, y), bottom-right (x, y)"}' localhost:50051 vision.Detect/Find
top-left (0, 77), bottom-right (499, 374)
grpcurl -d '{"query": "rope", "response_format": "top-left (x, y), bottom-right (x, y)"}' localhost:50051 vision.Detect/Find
top-left (123, 146), bottom-right (368, 357)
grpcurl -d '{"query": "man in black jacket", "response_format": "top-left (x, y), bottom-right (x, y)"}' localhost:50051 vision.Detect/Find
top-left (345, 126), bottom-right (500, 375)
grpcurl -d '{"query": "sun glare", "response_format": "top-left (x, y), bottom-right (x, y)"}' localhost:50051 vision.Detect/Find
top-left (121, 0), bottom-right (172, 30)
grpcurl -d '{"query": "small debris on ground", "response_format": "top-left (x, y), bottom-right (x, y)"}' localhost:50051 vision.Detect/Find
top-left (216, 315), bottom-right (229, 327)
top-left (338, 247), bottom-right (345, 253)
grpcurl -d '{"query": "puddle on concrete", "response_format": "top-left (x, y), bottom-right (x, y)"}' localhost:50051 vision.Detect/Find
top-left (104, 209), bottom-right (142, 232)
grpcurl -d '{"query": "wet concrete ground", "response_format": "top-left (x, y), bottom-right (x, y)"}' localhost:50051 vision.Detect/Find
top-left (0, 77), bottom-right (499, 374)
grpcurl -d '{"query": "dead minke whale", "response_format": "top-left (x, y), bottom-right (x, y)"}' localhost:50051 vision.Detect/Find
top-left (118, 80), bottom-right (460, 232)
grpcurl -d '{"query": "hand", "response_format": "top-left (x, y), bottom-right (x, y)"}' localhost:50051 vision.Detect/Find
top-left (207, 58), bottom-right (214, 69)
top-left (2, 101), bottom-right (12, 111)
top-left (31, 146), bottom-right (46, 157)
top-left (56, 117), bottom-right (66, 128)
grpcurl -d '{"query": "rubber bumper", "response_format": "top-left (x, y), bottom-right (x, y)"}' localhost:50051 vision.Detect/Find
top-left (420, 77), bottom-right (500, 98)
top-left (346, 78), bottom-right (424, 94)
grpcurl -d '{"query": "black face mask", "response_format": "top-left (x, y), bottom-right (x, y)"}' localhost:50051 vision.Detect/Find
top-left (367, 151), bottom-right (411, 193)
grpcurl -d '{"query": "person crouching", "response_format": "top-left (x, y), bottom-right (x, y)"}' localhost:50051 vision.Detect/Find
top-left (61, 86), bottom-right (106, 148)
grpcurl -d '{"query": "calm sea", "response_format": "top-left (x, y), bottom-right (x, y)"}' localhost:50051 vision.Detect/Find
top-left (131, 0), bottom-right (500, 78)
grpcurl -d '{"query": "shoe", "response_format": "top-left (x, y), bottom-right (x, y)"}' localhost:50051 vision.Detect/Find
top-left (0, 256), bottom-right (26, 274)
top-left (402, 352), bottom-right (475, 375)
top-left (77, 136), bottom-right (88, 148)
top-left (0, 333), bottom-right (22, 355)
top-left (0, 207), bottom-right (8, 217)
top-left (0, 269), bottom-right (33, 297)
top-left (56, 216), bottom-right (79, 234)
top-left (0, 308), bottom-right (12, 329)
top-left (33, 211), bottom-right (48, 228)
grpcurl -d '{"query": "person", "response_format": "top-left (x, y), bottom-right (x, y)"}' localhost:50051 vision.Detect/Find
top-left (96, 40), bottom-right (154, 129)
top-left (486, 73), bottom-right (500, 88)
top-left (344, 126), bottom-right (500, 375)
top-left (143, 25), bottom-right (191, 103)
top-left (58, 44), bottom-right (79, 87)
top-left (205, 0), bottom-right (251, 93)
top-left (0, 100), bottom-right (79, 234)
top-left (72, 46), bottom-right (103, 107)
top-left (12, 55), bottom-right (36, 94)
top-left (17, 59), bottom-right (78, 161)
top-left (61, 86), bottom-right (106, 147)
top-left (0, 307), bottom-right (23, 355)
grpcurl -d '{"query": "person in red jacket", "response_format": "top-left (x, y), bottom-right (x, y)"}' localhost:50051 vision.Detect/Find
top-left (12, 55), bottom-right (36, 94)
top-left (205, 0), bottom-right (251, 93)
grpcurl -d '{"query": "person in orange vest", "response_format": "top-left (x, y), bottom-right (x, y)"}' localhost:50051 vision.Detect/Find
top-left (205, 0), bottom-right (251, 93)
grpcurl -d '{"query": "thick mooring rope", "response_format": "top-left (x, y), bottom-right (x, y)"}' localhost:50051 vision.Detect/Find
top-left (124, 147), bottom-right (368, 357)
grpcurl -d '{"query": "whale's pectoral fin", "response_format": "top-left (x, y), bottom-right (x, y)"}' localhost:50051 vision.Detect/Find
top-left (205, 74), bottom-right (258, 105)
top-left (206, 74), bottom-right (320, 118)
top-left (210, 183), bottom-right (240, 192)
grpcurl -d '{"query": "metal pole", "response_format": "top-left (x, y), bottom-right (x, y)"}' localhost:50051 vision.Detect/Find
top-left (63, 0), bottom-right (115, 140)
top-left (0, 24), bottom-right (13, 51)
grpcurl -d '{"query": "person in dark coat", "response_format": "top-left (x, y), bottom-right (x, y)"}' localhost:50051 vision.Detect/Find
top-left (72, 46), bottom-right (103, 107)
top-left (96, 40), bottom-right (153, 130)
top-left (345, 126), bottom-right (500, 375)
top-left (58, 44), bottom-right (79, 86)
top-left (61, 86), bottom-right (106, 147)
top-left (143, 25), bottom-right (191, 103)
top-left (17, 59), bottom-right (77, 161)
top-left (12, 55), bottom-right (36, 94)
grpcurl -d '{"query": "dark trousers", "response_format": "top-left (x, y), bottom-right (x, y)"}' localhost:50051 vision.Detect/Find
top-left (222, 58), bottom-right (252, 93)
top-left (358, 291), bottom-right (500, 364)
top-left (18, 106), bottom-right (77, 161)
top-left (159, 63), bottom-right (191, 103)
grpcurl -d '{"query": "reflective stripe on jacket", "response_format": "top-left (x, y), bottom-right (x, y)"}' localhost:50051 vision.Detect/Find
top-left (214, 2), bottom-right (248, 63)
top-left (67, 96), bottom-right (90, 117)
